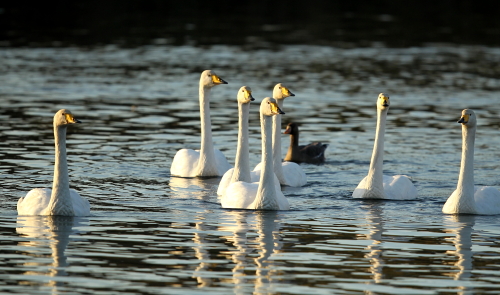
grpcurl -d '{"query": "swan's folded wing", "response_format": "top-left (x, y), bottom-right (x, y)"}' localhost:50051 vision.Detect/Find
top-left (276, 190), bottom-right (290, 210)
top-left (282, 162), bottom-right (307, 187)
top-left (170, 149), bottom-right (200, 177)
top-left (474, 186), bottom-right (500, 215)
top-left (383, 175), bottom-right (417, 200)
top-left (217, 168), bottom-right (234, 196)
top-left (17, 188), bottom-right (52, 216)
top-left (221, 181), bottom-right (258, 209)
top-left (70, 189), bottom-right (91, 216)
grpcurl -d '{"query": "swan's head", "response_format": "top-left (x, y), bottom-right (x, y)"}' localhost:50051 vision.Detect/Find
top-left (283, 122), bottom-right (298, 135)
top-left (377, 93), bottom-right (390, 110)
top-left (238, 86), bottom-right (255, 104)
top-left (200, 70), bottom-right (228, 88)
top-left (458, 109), bottom-right (476, 127)
top-left (54, 109), bottom-right (81, 127)
top-left (261, 97), bottom-right (285, 117)
top-left (273, 83), bottom-right (295, 100)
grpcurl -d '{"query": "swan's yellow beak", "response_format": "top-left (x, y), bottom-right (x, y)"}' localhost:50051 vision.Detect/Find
top-left (212, 74), bottom-right (228, 85)
top-left (270, 102), bottom-right (285, 115)
top-left (378, 93), bottom-right (390, 108)
top-left (281, 87), bottom-right (295, 97)
top-left (65, 113), bottom-right (81, 124)
top-left (458, 114), bottom-right (469, 124)
top-left (246, 90), bottom-right (255, 101)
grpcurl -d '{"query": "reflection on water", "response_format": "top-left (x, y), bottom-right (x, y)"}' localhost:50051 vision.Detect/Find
top-left (362, 202), bottom-right (385, 288)
top-left (16, 216), bottom-right (88, 294)
top-left (2, 44), bottom-right (500, 294)
top-left (444, 215), bottom-right (475, 295)
top-left (169, 177), bottom-right (221, 201)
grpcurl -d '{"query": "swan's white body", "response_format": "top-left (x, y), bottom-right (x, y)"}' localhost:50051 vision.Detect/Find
top-left (443, 109), bottom-right (500, 215)
top-left (353, 93), bottom-right (417, 200)
top-left (170, 70), bottom-right (232, 177)
top-left (218, 87), bottom-right (279, 196)
top-left (253, 84), bottom-right (307, 187)
top-left (17, 109), bottom-right (90, 216)
top-left (221, 97), bottom-right (290, 210)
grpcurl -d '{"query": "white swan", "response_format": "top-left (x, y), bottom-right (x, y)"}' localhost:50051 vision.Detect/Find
top-left (443, 109), bottom-right (500, 214)
top-left (170, 70), bottom-right (232, 177)
top-left (221, 97), bottom-right (290, 210)
top-left (17, 109), bottom-right (90, 216)
top-left (352, 93), bottom-right (417, 200)
top-left (217, 87), bottom-right (280, 196)
top-left (217, 86), bottom-right (254, 196)
top-left (254, 83), bottom-right (307, 187)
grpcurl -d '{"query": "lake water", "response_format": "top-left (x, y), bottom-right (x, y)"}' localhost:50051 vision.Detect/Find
top-left (1, 44), bottom-right (500, 294)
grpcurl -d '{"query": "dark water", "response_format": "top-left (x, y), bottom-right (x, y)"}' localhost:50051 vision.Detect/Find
top-left (3, 1), bottom-right (500, 47)
top-left (1, 45), bottom-right (500, 294)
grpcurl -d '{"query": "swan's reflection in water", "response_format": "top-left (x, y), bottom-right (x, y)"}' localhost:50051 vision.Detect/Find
top-left (444, 214), bottom-right (475, 295)
top-left (253, 211), bottom-right (282, 294)
top-left (191, 213), bottom-right (214, 287)
top-left (359, 201), bottom-right (385, 294)
top-left (191, 210), bottom-right (283, 294)
top-left (169, 176), bottom-right (220, 201)
top-left (16, 216), bottom-right (88, 295)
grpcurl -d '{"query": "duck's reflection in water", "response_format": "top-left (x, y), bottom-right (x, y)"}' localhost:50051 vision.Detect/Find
top-left (16, 216), bottom-right (88, 295)
top-left (191, 210), bottom-right (283, 294)
top-left (444, 214), bottom-right (475, 295)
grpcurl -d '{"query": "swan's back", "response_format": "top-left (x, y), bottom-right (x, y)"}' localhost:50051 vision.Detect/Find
top-left (222, 181), bottom-right (289, 210)
top-left (18, 188), bottom-right (90, 216)
top-left (281, 162), bottom-right (307, 186)
top-left (222, 181), bottom-right (258, 209)
top-left (474, 186), bottom-right (500, 215)
top-left (17, 188), bottom-right (52, 215)
top-left (383, 175), bottom-right (418, 200)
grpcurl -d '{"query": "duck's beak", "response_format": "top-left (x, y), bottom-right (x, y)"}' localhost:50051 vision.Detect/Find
top-left (284, 126), bottom-right (292, 134)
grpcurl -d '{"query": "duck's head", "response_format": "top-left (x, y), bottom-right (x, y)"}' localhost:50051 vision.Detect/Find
top-left (200, 70), bottom-right (228, 88)
top-left (458, 109), bottom-right (477, 128)
top-left (54, 109), bottom-right (81, 127)
top-left (261, 97), bottom-right (285, 117)
top-left (283, 122), bottom-right (298, 135)
top-left (377, 93), bottom-right (390, 110)
top-left (273, 83), bottom-right (295, 100)
top-left (238, 86), bottom-right (255, 104)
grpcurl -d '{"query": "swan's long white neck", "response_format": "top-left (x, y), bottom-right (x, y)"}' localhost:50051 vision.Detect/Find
top-left (253, 114), bottom-right (279, 210)
top-left (231, 102), bottom-right (251, 183)
top-left (272, 99), bottom-right (285, 183)
top-left (46, 125), bottom-right (74, 216)
top-left (197, 85), bottom-right (218, 176)
top-left (455, 124), bottom-right (477, 210)
top-left (365, 108), bottom-right (387, 195)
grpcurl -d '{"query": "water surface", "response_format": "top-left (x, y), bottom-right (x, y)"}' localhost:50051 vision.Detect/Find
top-left (1, 45), bottom-right (500, 294)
